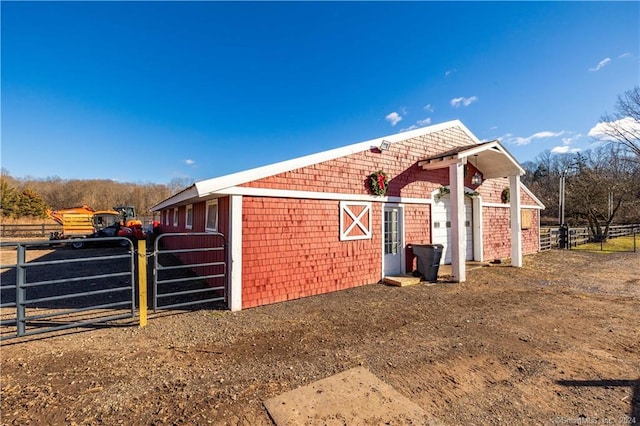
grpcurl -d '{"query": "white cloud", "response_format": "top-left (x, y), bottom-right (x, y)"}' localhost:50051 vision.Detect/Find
top-left (185, 159), bottom-right (195, 165)
top-left (618, 52), bottom-right (632, 59)
top-left (502, 130), bottom-right (566, 146)
top-left (589, 57), bottom-right (611, 72)
top-left (561, 134), bottom-right (582, 146)
top-left (423, 104), bottom-right (434, 113)
top-left (445, 69), bottom-right (456, 77)
top-left (450, 96), bottom-right (478, 108)
top-left (588, 117), bottom-right (640, 141)
top-left (385, 112), bottom-right (403, 126)
top-left (551, 145), bottom-right (580, 154)
top-left (399, 117), bottom-right (432, 133)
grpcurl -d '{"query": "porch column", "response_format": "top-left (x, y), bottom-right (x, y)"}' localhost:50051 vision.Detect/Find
top-left (449, 161), bottom-right (466, 282)
top-left (229, 194), bottom-right (243, 311)
top-left (509, 175), bottom-right (523, 267)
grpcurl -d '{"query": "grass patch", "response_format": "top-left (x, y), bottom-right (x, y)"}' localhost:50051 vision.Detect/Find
top-left (571, 235), bottom-right (638, 252)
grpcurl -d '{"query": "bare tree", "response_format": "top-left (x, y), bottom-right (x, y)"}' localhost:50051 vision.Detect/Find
top-left (590, 86), bottom-right (640, 161)
top-left (566, 146), bottom-right (639, 240)
top-left (167, 177), bottom-right (195, 195)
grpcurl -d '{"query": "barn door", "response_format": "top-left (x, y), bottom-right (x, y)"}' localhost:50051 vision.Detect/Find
top-left (383, 206), bottom-right (403, 276)
top-left (432, 195), bottom-right (473, 264)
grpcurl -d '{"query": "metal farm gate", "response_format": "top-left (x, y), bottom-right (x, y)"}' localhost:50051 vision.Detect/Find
top-left (0, 233), bottom-right (228, 341)
top-left (0, 238), bottom-right (136, 341)
top-left (152, 232), bottom-right (227, 310)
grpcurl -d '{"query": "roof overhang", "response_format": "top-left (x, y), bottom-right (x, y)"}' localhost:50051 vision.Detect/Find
top-left (418, 140), bottom-right (525, 179)
top-left (151, 185), bottom-right (205, 212)
top-left (151, 119), bottom-right (479, 211)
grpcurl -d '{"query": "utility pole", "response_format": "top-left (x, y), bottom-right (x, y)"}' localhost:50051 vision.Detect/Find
top-left (558, 170), bottom-right (569, 249)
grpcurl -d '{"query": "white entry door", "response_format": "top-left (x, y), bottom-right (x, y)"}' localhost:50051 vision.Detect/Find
top-left (383, 206), bottom-right (403, 276)
top-left (432, 195), bottom-right (473, 264)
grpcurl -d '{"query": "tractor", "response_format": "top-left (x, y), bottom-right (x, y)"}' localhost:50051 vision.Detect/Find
top-left (47, 205), bottom-right (145, 249)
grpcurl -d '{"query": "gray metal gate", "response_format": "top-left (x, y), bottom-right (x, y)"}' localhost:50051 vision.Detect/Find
top-left (152, 232), bottom-right (227, 310)
top-left (0, 238), bottom-right (136, 341)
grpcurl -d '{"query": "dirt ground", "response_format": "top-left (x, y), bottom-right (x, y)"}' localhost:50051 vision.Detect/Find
top-left (1, 249), bottom-right (639, 425)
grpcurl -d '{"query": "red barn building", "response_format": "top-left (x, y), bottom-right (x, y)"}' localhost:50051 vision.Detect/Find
top-left (151, 120), bottom-right (544, 310)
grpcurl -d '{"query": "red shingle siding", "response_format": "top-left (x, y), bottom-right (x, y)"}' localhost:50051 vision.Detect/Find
top-left (241, 197), bottom-right (382, 309)
top-left (241, 127), bottom-right (478, 198)
top-left (522, 209), bottom-right (539, 254)
top-left (403, 204), bottom-right (431, 273)
top-left (482, 206), bottom-right (539, 260)
top-left (483, 207), bottom-right (512, 260)
top-left (478, 178), bottom-right (539, 206)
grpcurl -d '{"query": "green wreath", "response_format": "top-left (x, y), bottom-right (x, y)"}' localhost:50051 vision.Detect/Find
top-left (501, 188), bottom-right (510, 203)
top-left (369, 170), bottom-right (389, 196)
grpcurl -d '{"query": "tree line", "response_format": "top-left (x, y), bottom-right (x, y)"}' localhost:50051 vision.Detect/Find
top-left (522, 86), bottom-right (640, 239)
top-left (0, 171), bottom-right (192, 221)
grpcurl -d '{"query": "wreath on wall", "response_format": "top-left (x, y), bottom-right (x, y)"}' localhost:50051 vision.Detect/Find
top-left (369, 170), bottom-right (389, 196)
top-left (501, 188), bottom-right (510, 203)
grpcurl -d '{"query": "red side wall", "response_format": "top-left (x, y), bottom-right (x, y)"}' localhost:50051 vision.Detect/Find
top-left (241, 197), bottom-right (382, 308)
top-left (157, 197), bottom-right (230, 294)
top-left (480, 178), bottom-right (540, 260)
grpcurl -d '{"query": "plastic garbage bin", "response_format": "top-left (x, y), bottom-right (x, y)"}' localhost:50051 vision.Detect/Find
top-left (411, 244), bottom-right (444, 282)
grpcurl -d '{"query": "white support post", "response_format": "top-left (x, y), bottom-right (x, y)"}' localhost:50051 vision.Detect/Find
top-left (509, 175), bottom-right (523, 267)
top-left (472, 195), bottom-right (483, 262)
top-left (229, 195), bottom-right (243, 311)
top-left (449, 161), bottom-right (466, 282)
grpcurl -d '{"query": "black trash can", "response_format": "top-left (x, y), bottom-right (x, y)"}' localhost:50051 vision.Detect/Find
top-left (411, 244), bottom-right (444, 282)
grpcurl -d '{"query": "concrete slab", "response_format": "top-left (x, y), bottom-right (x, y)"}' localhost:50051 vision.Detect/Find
top-left (437, 261), bottom-right (489, 278)
top-left (263, 366), bottom-right (438, 425)
top-left (383, 275), bottom-right (421, 287)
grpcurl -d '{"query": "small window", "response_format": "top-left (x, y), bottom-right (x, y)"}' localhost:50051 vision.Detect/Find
top-left (173, 208), bottom-right (179, 227)
top-left (521, 209), bottom-right (533, 230)
top-left (185, 204), bottom-right (193, 230)
top-left (164, 210), bottom-right (170, 226)
top-left (205, 200), bottom-right (218, 232)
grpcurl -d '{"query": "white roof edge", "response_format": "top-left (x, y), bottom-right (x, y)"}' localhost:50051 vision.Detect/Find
top-left (521, 183), bottom-right (546, 209)
top-left (150, 185), bottom-right (199, 212)
top-left (194, 119), bottom-right (475, 197)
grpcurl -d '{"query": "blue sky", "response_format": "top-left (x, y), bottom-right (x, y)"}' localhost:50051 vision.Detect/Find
top-left (2, 1), bottom-right (639, 185)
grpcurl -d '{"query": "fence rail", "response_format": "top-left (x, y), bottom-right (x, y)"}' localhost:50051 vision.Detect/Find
top-left (153, 232), bottom-right (227, 311)
top-left (0, 238), bottom-right (136, 341)
top-left (540, 224), bottom-right (639, 252)
top-left (0, 223), bottom-right (62, 238)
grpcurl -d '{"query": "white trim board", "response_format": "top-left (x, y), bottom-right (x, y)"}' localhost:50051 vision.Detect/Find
top-left (483, 202), bottom-right (543, 210)
top-left (215, 186), bottom-right (435, 205)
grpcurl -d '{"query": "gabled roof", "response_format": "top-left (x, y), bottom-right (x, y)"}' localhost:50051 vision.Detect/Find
top-left (418, 140), bottom-right (525, 179)
top-left (151, 119), bottom-right (479, 211)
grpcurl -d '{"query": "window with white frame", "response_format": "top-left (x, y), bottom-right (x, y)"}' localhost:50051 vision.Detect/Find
top-left (164, 210), bottom-right (170, 226)
top-left (205, 200), bottom-right (218, 232)
top-left (185, 204), bottom-right (193, 229)
top-left (173, 208), bottom-right (179, 227)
